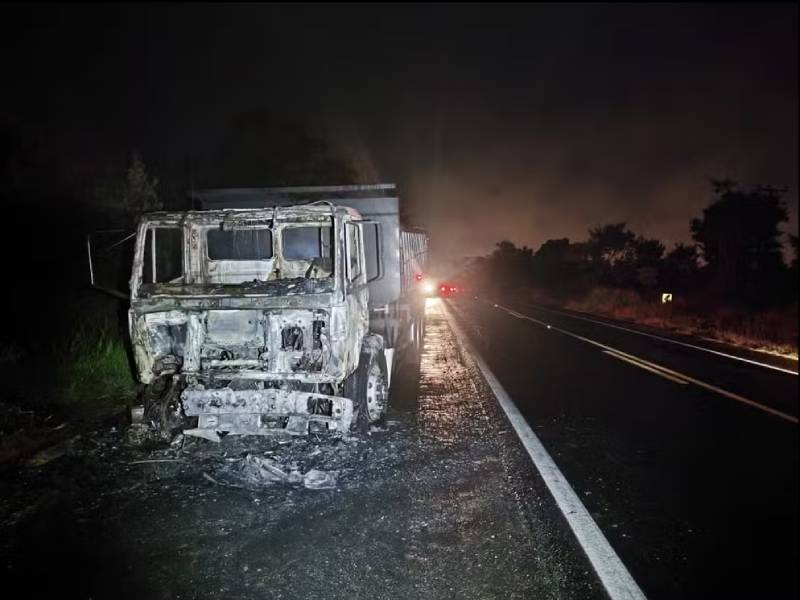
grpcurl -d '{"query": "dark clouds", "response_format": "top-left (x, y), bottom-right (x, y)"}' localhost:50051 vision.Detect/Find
top-left (2, 3), bottom-right (797, 262)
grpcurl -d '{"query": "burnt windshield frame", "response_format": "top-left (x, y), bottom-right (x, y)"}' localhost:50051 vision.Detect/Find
top-left (206, 227), bottom-right (274, 261)
top-left (281, 221), bottom-right (335, 270)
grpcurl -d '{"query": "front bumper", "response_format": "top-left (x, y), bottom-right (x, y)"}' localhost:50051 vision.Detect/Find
top-left (181, 388), bottom-right (353, 437)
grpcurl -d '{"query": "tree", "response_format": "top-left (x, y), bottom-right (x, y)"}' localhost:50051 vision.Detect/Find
top-left (632, 236), bottom-right (665, 268)
top-left (690, 180), bottom-right (788, 303)
top-left (535, 238), bottom-right (571, 262)
top-left (121, 153), bottom-right (160, 215)
top-left (587, 223), bottom-right (636, 265)
top-left (661, 243), bottom-right (700, 292)
top-left (532, 238), bottom-right (571, 287)
top-left (587, 223), bottom-right (638, 287)
top-left (489, 240), bottom-right (534, 288)
top-left (91, 153), bottom-right (161, 226)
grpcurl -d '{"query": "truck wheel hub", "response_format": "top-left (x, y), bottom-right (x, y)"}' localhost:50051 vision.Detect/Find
top-left (366, 362), bottom-right (387, 422)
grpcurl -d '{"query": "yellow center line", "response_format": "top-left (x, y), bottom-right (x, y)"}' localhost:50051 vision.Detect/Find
top-left (487, 300), bottom-right (799, 425)
top-left (602, 350), bottom-right (689, 385)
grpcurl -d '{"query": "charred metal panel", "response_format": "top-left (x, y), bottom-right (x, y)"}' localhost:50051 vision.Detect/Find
top-left (206, 310), bottom-right (263, 346)
top-left (182, 387), bottom-right (354, 435)
top-left (130, 310), bottom-right (190, 384)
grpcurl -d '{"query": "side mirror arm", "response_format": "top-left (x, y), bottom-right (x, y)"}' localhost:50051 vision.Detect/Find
top-left (87, 232), bottom-right (132, 301)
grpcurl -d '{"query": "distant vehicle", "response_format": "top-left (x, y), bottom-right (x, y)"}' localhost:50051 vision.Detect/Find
top-left (437, 283), bottom-right (461, 297)
top-left (418, 276), bottom-right (439, 297)
top-left (415, 277), bottom-right (462, 298)
top-left (88, 184), bottom-right (428, 439)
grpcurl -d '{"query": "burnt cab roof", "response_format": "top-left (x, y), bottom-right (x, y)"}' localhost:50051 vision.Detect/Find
top-left (139, 204), bottom-right (361, 225)
top-left (186, 185), bottom-right (403, 307)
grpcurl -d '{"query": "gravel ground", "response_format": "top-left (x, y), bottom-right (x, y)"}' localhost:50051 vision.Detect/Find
top-left (0, 299), bottom-right (601, 600)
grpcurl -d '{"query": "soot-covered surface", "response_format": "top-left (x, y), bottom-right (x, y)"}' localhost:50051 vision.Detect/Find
top-left (0, 299), bottom-right (600, 599)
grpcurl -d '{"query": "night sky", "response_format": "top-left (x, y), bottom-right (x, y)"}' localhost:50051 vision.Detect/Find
top-left (3, 3), bottom-right (797, 265)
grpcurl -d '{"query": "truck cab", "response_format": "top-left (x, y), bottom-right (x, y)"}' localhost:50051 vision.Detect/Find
top-left (111, 185), bottom-right (427, 440)
top-left (128, 203), bottom-right (383, 439)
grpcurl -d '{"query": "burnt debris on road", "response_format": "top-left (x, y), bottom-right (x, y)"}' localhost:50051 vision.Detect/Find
top-left (1, 299), bottom-right (602, 600)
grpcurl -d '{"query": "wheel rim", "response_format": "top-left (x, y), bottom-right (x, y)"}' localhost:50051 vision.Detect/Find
top-left (365, 361), bottom-right (388, 423)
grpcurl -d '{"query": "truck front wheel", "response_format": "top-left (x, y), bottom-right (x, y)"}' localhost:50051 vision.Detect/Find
top-left (344, 348), bottom-right (389, 433)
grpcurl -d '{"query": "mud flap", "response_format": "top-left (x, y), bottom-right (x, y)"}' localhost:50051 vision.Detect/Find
top-left (384, 347), bottom-right (395, 388)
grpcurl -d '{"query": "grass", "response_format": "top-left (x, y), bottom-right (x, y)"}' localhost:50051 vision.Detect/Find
top-left (54, 321), bottom-right (137, 411)
top-left (0, 298), bottom-right (137, 466)
top-left (0, 322), bottom-right (136, 467)
top-left (561, 287), bottom-right (798, 359)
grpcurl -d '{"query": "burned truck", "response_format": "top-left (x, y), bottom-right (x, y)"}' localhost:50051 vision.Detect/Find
top-left (92, 184), bottom-right (427, 440)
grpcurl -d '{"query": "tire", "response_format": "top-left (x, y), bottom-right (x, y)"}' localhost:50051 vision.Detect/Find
top-left (344, 346), bottom-right (389, 433)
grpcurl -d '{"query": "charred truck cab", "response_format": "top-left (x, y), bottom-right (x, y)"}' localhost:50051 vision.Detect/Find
top-left (122, 185), bottom-right (427, 440)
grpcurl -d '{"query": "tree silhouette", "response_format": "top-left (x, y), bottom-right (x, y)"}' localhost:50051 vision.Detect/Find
top-left (587, 223), bottom-right (636, 265)
top-left (489, 240), bottom-right (533, 287)
top-left (691, 180), bottom-right (788, 304)
top-left (532, 238), bottom-right (571, 287)
top-left (465, 180), bottom-right (794, 310)
top-left (661, 243), bottom-right (700, 292)
top-left (121, 154), bottom-right (161, 215)
top-left (535, 238), bottom-right (571, 262)
top-left (586, 223), bottom-right (637, 287)
top-left (632, 236), bottom-right (665, 268)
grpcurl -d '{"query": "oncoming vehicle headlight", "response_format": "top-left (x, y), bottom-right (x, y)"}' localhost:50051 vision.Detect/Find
top-left (421, 280), bottom-right (437, 295)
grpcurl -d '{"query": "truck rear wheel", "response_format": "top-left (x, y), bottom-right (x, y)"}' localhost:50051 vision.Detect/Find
top-left (344, 349), bottom-right (388, 433)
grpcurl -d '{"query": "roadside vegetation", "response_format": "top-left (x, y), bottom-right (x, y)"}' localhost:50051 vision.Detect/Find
top-left (0, 296), bottom-right (136, 414)
top-left (464, 180), bottom-right (799, 357)
top-left (562, 288), bottom-right (797, 357)
top-left (0, 292), bottom-right (137, 467)
top-left (53, 317), bottom-right (137, 411)
top-left (0, 138), bottom-right (156, 465)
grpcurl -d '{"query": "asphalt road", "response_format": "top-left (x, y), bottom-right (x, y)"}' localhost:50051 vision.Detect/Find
top-left (448, 295), bottom-right (798, 599)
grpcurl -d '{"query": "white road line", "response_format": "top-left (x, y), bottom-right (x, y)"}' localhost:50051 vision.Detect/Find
top-left (442, 301), bottom-right (648, 600)
top-left (603, 350), bottom-right (689, 385)
top-left (519, 302), bottom-right (798, 376)
top-left (489, 301), bottom-right (799, 425)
